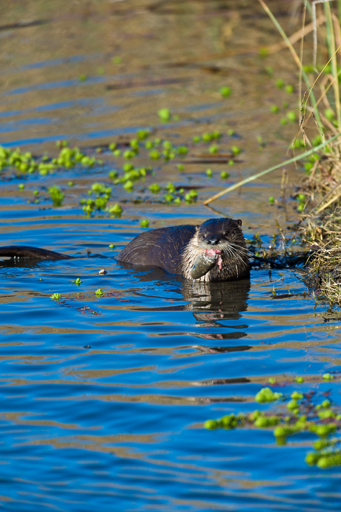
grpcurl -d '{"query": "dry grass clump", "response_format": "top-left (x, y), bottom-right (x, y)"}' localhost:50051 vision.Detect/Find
top-left (300, 208), bottom-right (341, 304)
top-left (286, 0), bottom-right (341, 304)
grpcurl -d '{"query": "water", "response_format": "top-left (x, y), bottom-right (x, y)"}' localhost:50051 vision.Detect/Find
top-left (1, 1), bottom-right (341, 511)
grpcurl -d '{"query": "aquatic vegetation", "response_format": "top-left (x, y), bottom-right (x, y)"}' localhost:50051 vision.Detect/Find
top-left (185, 189), bottom-right (198, 203)
top-left (95, 289), bottom-right (104, 297)
top-left (219, 86), bottom-right (231, 98)
top-left (50, 293), bottom-right (61, 300)
top-left (158, 108), bottom-right (171, 121)
top-left (108, 204), bottom-right (122, 217)
top-left (231, 145), bottom-right (241, 155)
top-left (286, 111), bottom-right (296, 122)
top-left (255, 387), bottom-right (282, 403)
top-left (276, 78), bottom-right (284, 89)
top-left (209, 144), bottom-right (218, 154)
top-left (49, 185), bottom-right (64, 207)
top-left (205, 380), bottom-right (341, 468)
top-left (149, 183), bottom-right (161, 194)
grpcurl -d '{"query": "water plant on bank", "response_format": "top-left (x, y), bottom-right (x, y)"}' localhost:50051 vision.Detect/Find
top-left (204, 380), bottom-right (341, 468)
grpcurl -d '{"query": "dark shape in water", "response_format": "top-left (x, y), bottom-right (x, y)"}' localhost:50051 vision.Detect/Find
top-left (0, 246), bottom-right (73, 261)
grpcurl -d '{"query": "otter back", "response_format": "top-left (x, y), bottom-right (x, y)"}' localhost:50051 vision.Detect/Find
top-left (117, 225), bottom-right (196, 274)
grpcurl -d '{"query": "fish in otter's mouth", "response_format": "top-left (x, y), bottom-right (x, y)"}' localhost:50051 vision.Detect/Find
top-left (190, 248), bottom-right (223, 279)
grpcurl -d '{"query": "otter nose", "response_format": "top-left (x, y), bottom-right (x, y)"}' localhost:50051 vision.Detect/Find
top-left (206, 236), bottom-right (220, 245)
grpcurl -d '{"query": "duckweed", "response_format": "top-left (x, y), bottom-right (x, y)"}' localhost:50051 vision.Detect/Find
top-left (49, 186), bottom-right (64, 207)
top-left (149, 150), bottom-right (160, 160)
top-left (231, 145), bottom-right (241, 155)
top-left (204, 372), bottom-right (341, 468)
top-left (137, 129), bottom-right (150, 140)
top-left (185, 189), bottom-right (198, 203)
top-left (177, 146), bottom-right (188, 155)
top-left (50, 293), bottom-right (61, 300)
top-left (209, 144), bottom-right (218, 154)
top-left (220, 86), bottom-right (231, 98)
top-left (287, 111), bottom-right (297, 122)
top-left (255, 387), bottom-right (282, 403)
top-left (149, 183), bottom-right (161, 194)
top-left (158, 108), bottom-right (171, 122)
top-left (123, 180), bottom-right (134, 192)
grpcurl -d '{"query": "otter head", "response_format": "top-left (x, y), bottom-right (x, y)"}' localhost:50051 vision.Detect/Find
top-left (182, 217), bottom-right (249, 282)
top-left (196, 218), bottom-right (244, 251)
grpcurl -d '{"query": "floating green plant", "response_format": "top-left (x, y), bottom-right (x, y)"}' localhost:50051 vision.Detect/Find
top-left (49, 186), bottom-right (64, 207)
top-left (50, 293), bottom-right (61, 300)
top-left (158, 108), bottom-right (171, 122)
top-left (204, 379), bottom-right (341, 468)
top-left (108, 204), bottom-right (122, 217)
top-left (220, 86), bottom-right (231, 98)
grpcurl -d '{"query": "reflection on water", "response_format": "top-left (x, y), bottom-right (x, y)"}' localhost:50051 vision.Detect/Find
top-left (1, 1), bottom-right (341, 511)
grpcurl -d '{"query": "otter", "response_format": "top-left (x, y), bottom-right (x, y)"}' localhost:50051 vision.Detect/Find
top-left (117, 218), bottom-right (249, 282)
top-left (0, 218), bottom-right (250, 282)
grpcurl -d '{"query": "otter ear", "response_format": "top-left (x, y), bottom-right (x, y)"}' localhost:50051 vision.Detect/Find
top-left (236, 219), bottom-right (242, 227)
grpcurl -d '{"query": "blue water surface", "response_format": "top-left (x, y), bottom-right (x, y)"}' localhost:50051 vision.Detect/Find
top-left (1, 2), bottom-right (341, 510)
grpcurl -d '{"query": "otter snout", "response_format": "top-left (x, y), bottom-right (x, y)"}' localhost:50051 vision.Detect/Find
top-left (205, 236), bottom-right (220, 245)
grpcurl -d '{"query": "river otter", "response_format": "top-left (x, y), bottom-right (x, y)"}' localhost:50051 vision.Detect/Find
top-left (117, 218), bottom-right (249, 282)
top-left (0, 218), bottom-right (250, 281)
